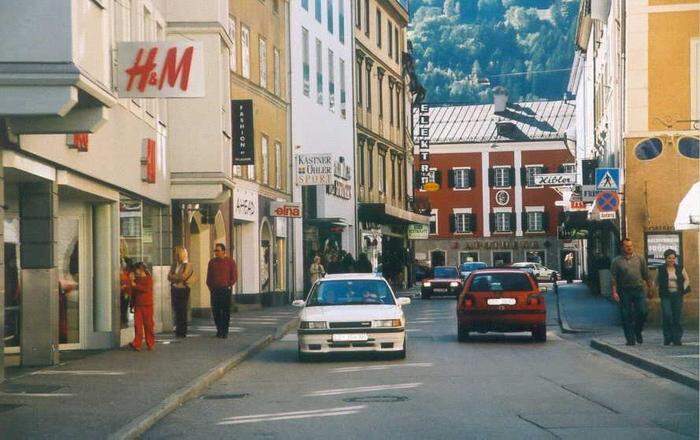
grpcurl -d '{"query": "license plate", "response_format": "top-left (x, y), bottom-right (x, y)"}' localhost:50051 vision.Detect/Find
top-left (487, 298), bottom-right (516, 306)
top-left (433, 288), bottom-right (447, 292)
top-left (332, 333), bottom-right (368, 342)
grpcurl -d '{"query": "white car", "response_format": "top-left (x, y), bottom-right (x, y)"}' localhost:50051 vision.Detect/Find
top-left (293, 273), bottom-right (410, 361)
top-left (511, 262), bottom-right (558, 282)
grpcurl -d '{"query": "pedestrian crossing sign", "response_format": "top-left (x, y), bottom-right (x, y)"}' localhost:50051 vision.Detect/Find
top-left (595, 168), bottom-right (620, 191)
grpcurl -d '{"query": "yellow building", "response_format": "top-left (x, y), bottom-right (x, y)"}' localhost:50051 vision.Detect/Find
top-left (624, 0), bottom-right (700, 323)
top-left (354, 0), bottom-right (427, 286)
top-left (229, 0), bottom-right (291, 302)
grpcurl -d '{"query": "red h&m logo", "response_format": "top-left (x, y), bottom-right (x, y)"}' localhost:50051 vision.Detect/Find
top-left (141, 138), bottom-right (156, 183)
top-left (126, 46), bottom-right (194, 93)
top-left (67, 133), bottom-right (89, 152)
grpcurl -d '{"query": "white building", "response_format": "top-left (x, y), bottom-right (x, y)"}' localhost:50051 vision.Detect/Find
top-left (289, 0), bottom-right (356, 293)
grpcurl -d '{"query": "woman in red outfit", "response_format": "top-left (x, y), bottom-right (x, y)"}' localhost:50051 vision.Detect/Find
top-left (129, 262), bottom-right (155, 351)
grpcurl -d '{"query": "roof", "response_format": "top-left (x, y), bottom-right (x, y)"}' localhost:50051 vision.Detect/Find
top-left (415, 100), bottom-right (575, 144)
top-left (321, 273), bottom-right (384, 281)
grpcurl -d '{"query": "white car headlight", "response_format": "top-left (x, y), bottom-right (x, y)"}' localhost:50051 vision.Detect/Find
top-left (450, 281), bottom-right (460, 287)
top-left (300, 321), bottom-right (328, 329)
top-left (372, 319), bottom-right (402, 327)
top-left (423, 282), bottom-right (431, 287)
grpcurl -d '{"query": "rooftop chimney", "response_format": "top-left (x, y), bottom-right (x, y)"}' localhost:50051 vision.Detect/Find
top-left (493, 86), bottom-right (508, 113)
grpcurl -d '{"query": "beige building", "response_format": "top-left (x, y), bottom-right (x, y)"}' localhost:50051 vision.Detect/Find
top-left (229, 0), bottom-right (292, 303)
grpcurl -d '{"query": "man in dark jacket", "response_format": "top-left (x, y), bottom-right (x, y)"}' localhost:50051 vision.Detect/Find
top-left (206, 243), bottom-right (238, 338)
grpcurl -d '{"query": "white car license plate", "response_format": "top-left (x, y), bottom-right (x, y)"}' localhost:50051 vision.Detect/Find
top-left (332, 333), bottom-right (369, 342)
top-left (433, 288), bottom-right (447, 292)
top-left (487, 298), bottom-right (516, 306)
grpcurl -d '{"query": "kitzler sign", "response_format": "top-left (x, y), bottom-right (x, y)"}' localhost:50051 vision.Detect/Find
top-left (232, 100), bottom-right (254, 165)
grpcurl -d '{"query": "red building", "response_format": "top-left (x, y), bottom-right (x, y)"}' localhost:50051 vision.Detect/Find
top-left (413, 99), bottom-right (576, 271)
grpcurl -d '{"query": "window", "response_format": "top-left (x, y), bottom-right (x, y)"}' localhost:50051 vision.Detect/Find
top-left (495, 212), bottom-right (511, 232)
top-left (525, 166), bottom-right (543, 187)
top-left (302, 28), bottom-right (310, 96)
top-left (359, 143), bottom-right (365, 186)
top-left (366, 65), bottom-right (372, 112)
top-left (492, 167), bottom-right (511, 187)
top-left (394, 27), bottom-right (399, 62)
top-left (328, 49), bottom-right (335, 112)
top-left (380, 153), bottom-right (387, 193)
top-left (356, 59), bottom-right (363, 106)
top-left (635, 138), bottom-right (663, 160)
top-left (327, 0), bottom-right (333, 34)
top-left (273, 47), bottom-right (280, 96)
top-left (259, 37), bottom-right (267, 88)
top-left (364, 0), bottom-right (370, 37)
top-left (396, 87), bottom-right (401, 130)
top-left (355, 0), bottom-right (361, 29)
top-left (234, 165), bottom-right (242, 176)
top-left (248, 164), bottom-right (255, 179)
top-left (452, 168), bottom-right (471, 189)
top-left (492, 252), bottom-right (513, 267)
top-left (454, 212), bottom-right (475, 233)
top-left (302, 0), bottom-right (308, 10)
top-left (228, 18), bottom-right (237, 72)
top-left (315, 0), bottom-right (322, 22)
top-left (469, 272), bottom-right (530, 291)
top-left (316, 39), bottom-right (323, 104)
top-left (526, 211), bottom-right (544, 232)
top-left (378, 75), bottom-right (383, 118)
top-left (388, 20), bottom-right (393, 58)
top-left (338, 0), bottom-right (345, 44)
top-left (391, 155), bottom-right (396, 198)
top-left (430, 209), bottom-right (438, 234)
top-left (273, 0), bottom-right (279, 13)
top-left (241, 26), bottom-right (250, 79)
top-left (679, 137), bottom-right (699, 159)
top-left (389, 83), bottom-right (394, 125)
top-left (261, 135), bottom-right (269, 184)
top-left (368, 146), bottom-right (374, 189)
top-left (376, 8), bottom-right (382, 47)
top-left (275, 142), bottom-right (282, 189)
top-left (561, 163), bottom-right (576, 174)
top-left (339, 58), bottom-right (346, 118)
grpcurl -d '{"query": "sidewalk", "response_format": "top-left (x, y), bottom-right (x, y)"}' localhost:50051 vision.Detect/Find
top-left (1, 306), bottom-right (299, 439)
top-left (556, 282), bottom-right (699, 389)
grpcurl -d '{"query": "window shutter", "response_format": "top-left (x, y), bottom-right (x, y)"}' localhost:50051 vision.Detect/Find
top-left (489, 213), bottom-right (495, 231)
top-left (510, 212), bottom-right (516, 231)
top-left (520, 167), bottom-right (527, 186)
top-left (522, 212), bottom-right (529, 232)
top-left (541, 166), bottom-right (549, 174)
top-left (435, 170), bottom-right (442, 186)
top-left (469, 168), bottom-right (476, 188)
top-left (449, 213), bottom-right (456, 233)
top-left (448, 169), bottom-right (455, 188)
top-left (470, 213), bottom-right (478, 233)
top-left (488, 168), bottom-right (494, 187)
top-left (542, 211), bottom-right (549, 231)
top-left (508, 167), bottom-right (515, 186)
top-left (557, 164), bottom-right (564, 173)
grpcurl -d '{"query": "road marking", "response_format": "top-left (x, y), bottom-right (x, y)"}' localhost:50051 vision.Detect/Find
top-left (412, 320), bottom-right (435, 323)
top-left (0, 393), bottom-right (74, 397)
top-left (280, 334), bottom-right (298, 342)
top-left (330, 363), bottom-right (433, 373)
top-left (30, 370), bottom-right (125, 376)
top-left (669, 354), bottom-right (699, 358)
top-left (406, 329), bottom-right (423, 332)
top-left (305, 382), bottom-right (422, 397)
top-left (218, 406), bottom-right (366, 425)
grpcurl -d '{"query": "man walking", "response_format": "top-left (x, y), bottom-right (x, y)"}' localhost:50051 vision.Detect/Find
top-left (206, 243), bottom-right (238, 338)
top-left (611, 238), bottom-right (653, 346)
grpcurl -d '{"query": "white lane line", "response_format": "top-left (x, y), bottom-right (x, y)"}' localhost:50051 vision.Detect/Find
top-left (0, 393), bottom-right (74, 397)
top-left (406, 329), bottom-right (423, 332)
top-left (669, 354), bottom-right (699, 358)
top-left (30, 370), bottom-right (125, 376)
top-left (305, 382), bottom-right (422, 397)
top-left (219, 410), bottom-right (362, 425)
top-left (219, 406), bottom-right (366, 424)
top-left (331, 363), bottom-right (433, 373)
top-left (412, 320), bottom-right (435, 323)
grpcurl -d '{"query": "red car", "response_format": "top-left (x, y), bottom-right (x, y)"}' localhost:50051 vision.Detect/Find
top-left (456, 269), bottom-right (547, 342)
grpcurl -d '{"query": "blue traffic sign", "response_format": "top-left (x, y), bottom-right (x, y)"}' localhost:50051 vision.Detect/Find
top-left (595, 168), bottom-right (620, 191)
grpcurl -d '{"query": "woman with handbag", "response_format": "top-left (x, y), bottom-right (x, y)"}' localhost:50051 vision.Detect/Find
top-left (656, 249), bottom-right (691, 346)
top-left (168, 246), bottom-right (194, 338)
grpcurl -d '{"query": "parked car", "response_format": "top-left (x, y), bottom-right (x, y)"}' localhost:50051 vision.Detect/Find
top-left (511, 262), bottom-right (558, 282)
top-left (421, 266), bottom-right (462, 299)
top-left (293, 273), bottom-right (410, 361)
top-left (459, 261), bottom-right (488, 280)
top-left (457, 269), bottom-right (547, 342)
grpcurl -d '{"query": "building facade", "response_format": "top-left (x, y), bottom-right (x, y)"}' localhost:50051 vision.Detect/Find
top-left (289, 0), bottom-right (357, 294)
top-left (412, 99), bottom-right (576, 271)
top-left (354, 0), bottom-right (427, 288)
top-left (229, 0), bottom-right (293, 303)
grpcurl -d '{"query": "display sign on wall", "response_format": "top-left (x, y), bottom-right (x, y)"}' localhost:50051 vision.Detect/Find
top-left (416, 104), bottom-right (432, 190)
top-left (141, 138), bottom-right (156, 183)
top-left (116, 41), bottom-right (204, 98)
top-left (295, 154), bottom-right (334, 185)
top-left (408, 224), bottom-right (429, 240)
top-left (533, 173), bottom-right (576, 186)
top-left (646, 232), bottom-right (682, 267)
top-left (233, 188), bottom-right (257, 222)
top-left (67, 133), bottom-right (89, 152)
top-left (232, 100), bottom-right (255, 165)
top-left (270, 201), bottom-right (302, 218)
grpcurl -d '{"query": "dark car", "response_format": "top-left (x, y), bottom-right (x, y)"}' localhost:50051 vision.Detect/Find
top-left (459, 261), bottom-right (488, 280)
top-left (421, 266), bottom-right (462, 299)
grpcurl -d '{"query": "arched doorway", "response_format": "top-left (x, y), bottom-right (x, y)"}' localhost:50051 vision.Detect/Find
top-left (260, 219), bottom-right (273, 293)
top-left (431, 249), bottom-right (446, 267)
top-left (188, 212), bottom-right (211, 312)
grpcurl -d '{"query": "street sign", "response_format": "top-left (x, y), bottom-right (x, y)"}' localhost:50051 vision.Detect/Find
top-left (533, 173), bottom-right (576, 186)
top-left (595, 191), bottom-right (620, 212)
top-left (595, 168), bottom-right (620, 191)
top-left (599, 211), bottom-right (616, 220)
top-left (407, 224), bottom-right (429, 240)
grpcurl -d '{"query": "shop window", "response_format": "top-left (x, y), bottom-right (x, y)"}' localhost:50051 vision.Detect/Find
top-left (634, 138), bottom-right (662, 160)
top-left (678, 137), bottom-right (699, 159)
top-left (429, 209), bottom-right (437, 234)
top-left (119, 198), bottom-right (163, 269)
top-left (526, 250), bottom-right (546, 265)
top-left (492, 251), bottom-right (512, 267)
top-left (460, 251), bottom-right (479, 264)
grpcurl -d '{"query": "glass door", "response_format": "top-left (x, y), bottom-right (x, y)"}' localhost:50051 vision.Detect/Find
top-left (57, 217), bottom-right (81, 347)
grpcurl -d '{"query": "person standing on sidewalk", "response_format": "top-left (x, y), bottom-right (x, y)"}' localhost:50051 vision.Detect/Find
top-left (168, 246), bottom-right (194, 338)
top-left (129, 262), bottom-right (155, 351)
top-left (611, 238), bottom-right (653, 346)
top-left (656, 249), bottom-right (691, 346)
top-left (309, 255), bottom-right (325, 284)
top-left (206, 243), bottom-right (237, 339)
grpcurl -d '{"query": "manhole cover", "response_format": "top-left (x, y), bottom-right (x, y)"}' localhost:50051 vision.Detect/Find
top-left (343, 395), bottom-right (408, 403)
top-left (0, 404), bottom-right (24, 414)
top-left (202, 393), bottom-right (250, 400)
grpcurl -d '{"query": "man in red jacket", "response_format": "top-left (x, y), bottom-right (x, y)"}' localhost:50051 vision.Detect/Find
top-left (129, 262), bottom-right (155, 351)
top-left (206, 243), bottom-right (238, 338)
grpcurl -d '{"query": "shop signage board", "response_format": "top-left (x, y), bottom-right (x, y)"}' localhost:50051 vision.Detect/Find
top-left (295, 154), bottom-right (334, 186)
top-left (416, 104), bottom-right (431, 190)
top-left (533, 173), bottom-right (576, 186)
top-left (595, 168), bottom-right (620, 191)
top-left (646, 232), bottom-right (681, 267)
top-left (233, 188), bottom-right (257, 222)
top-left (116, 41), bottom-right (204, 98)
top-left (232, 100), bottom-right (255, 165)
top-left (270, 201), bottom-right (302, 218)
top-left (326, 180), bottom-right (353, 199)
top-left (423, 182), bottom-right (439, 192)
top-left (141, 138), bottom-right (157, 183)
top-left (407, 224), bottom-right (429, 240)
top-left (595, 191), bottom-right (620, 212)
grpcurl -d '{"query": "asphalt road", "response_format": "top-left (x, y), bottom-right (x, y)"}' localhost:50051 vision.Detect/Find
top-left (145, 292), bottom-right (699, 439)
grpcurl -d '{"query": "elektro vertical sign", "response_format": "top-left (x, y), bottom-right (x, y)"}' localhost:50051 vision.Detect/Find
top-left (416, 104), bottom-right (435, 190)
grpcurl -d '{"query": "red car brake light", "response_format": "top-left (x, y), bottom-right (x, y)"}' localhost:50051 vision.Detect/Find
top-left (527, 293), bottom-right (543, 306)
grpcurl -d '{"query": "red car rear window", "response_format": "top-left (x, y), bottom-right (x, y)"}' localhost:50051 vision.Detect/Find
top-left (469, 273), bottom-right (532, 292)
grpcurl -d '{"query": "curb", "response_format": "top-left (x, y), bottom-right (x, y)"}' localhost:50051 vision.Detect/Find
top-left (590, 339), bottom-right (699, 390)
top-left (110, 316), bottom-right (300, 440)
top-left (554, 284), bottom-right (589, 334)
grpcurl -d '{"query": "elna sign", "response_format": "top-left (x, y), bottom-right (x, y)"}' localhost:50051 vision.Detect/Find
top-left (116, 41), bottom-right (205, 98)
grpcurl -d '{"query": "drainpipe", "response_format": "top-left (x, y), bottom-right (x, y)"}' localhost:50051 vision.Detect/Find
top-left (619, 0), bottom-right (628, 240)
top-left (285, 0), bottom-right (295, 301)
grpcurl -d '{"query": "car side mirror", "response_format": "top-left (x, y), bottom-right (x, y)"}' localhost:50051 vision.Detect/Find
top-left (292, 300), bottom-right (306, 307)
top-left (397, 297), bottom-right (411, 306)
top-left (539, 286), bottom-right (548, 293)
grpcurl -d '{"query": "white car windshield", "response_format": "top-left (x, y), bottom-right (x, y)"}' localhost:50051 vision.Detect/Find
top-left (307, 280), bottom-right (396, 306)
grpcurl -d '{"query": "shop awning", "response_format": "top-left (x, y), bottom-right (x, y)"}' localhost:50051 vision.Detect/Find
top-left (358, 203), bottom-right (430, 225)
top-left (674, 181), bottom-right (700, 230)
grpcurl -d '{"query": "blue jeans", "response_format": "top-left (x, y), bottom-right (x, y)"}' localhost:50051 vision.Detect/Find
top-left (619, 287), bottom-right (647, 343)
top-left (660, 293), bottom-right (684, 344)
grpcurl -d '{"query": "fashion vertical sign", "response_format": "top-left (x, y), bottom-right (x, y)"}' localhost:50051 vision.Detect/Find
top-left (232, 100), bottom-right (255, 165)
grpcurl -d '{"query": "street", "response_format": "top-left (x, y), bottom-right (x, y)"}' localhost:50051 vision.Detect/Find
top-left (145, 290), bottom-right (698, 439)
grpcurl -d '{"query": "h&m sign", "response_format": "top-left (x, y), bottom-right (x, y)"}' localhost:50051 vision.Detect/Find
top-left (141, 138), bottom-right (156, 183)
top-left (66, 133), bottom-right (89, 152)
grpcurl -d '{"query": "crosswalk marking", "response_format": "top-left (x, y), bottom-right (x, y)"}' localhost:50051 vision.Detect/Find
top-left (330, 363), bottom-right (433, 373)
top-left (218, 406), bottom-right (366, 425)
top-left (305, 382), bottom-right (422, 397)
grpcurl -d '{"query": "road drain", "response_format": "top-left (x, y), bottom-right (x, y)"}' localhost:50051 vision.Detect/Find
top-left (343, 395), bottom-right (408, 403)
top-left (202, 393), bottom-right (250, 400)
